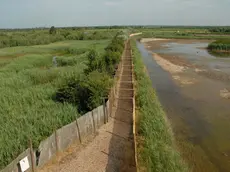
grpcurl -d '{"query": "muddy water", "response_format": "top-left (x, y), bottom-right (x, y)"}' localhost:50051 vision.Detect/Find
top-left (137, 41), bottom-right (230, 172)
top-left (155, 42), bottom-right (230, 74)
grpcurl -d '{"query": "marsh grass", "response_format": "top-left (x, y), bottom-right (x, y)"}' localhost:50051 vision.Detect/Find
top-left (0, 40), bottom-right (108, 169)
top-left (208, 39), bottom-right (230, 53)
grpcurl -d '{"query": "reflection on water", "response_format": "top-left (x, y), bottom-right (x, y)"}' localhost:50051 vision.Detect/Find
top-left (208, 50), bottom-right (230, 58)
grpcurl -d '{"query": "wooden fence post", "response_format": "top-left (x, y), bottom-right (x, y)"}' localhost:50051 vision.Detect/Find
top-left (113, 86), bottom-right (116, 102)
top-left (29, 139), bottom-right (35, 172)
top-left (103, 98), bottom-right (107, 124)
top-left (54, 130), bottom-right (59, 154)
top-left (105, 100), bottom-right (109, 123)
top-left (76, 120), bottom-right (82, 143)
top-left (91, 110), bottom-right (96, 134)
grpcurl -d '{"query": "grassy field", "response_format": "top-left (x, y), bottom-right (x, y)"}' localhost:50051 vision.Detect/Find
top-left (0, 39), bottom-right (109, 169)
top-left (135, 27), bottom-right (230, 40)
top-left (131, 40), bottom-right (187, 172)
top-left (0, 28), bottom-right (125, 49)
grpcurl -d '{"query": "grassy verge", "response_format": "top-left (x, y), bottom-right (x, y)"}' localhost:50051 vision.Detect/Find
top-left (131, 40), bottom-right (187, 172)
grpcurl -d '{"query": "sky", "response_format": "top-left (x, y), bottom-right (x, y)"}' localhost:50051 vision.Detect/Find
top-left (0, 0), bottom-right (230, 28)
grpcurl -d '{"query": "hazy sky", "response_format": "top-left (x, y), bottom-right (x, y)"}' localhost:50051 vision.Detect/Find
top-left (0, 0), bottom-right (230, 28)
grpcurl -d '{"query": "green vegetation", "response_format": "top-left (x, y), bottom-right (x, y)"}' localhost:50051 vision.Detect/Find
top-left (208, 39), bottom-right (230, 52)
top-left (0, 28), bottom-right (120, 48)
top-left (208, 27), bottom-right (230, 34)
top-left (49, 26), bottom-right (57, 35)
top-left (133, 27), bottom-right (230, 40)
top-left (55, 34), bottom-right (125, 114)
top-left (131, 40), bottom-right (187, 171)
top-left (2, 25), bottom-right (229, 170)
top-left (1, 26), bottom-right (229, 50)
top-left (0, 39), bottom-right (110, 169)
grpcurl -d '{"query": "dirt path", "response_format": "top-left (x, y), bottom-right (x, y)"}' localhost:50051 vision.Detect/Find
top-left (38, 41), bottom-right (136, 172)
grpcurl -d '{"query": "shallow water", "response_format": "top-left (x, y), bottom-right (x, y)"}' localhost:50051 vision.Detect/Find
top-left (137, 41), bottom-right (230, 172)
top-left (158, 42), bottom-right (215, 58)
top-left (154, 42), bottom-right (230, 74)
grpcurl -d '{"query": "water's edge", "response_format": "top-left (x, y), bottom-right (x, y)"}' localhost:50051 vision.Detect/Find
top-left (136, 41), bottom-right (230, 172)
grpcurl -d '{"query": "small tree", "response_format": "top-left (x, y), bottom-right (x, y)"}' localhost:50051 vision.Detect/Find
top-left (78, 32), bottom-right (85, 40)
top-left (84, 49), bottom-right (101, 74)
top-left (49, 26), bottom-right (56, 35)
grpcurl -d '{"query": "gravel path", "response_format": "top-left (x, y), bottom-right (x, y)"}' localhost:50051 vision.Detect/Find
top-left (39, 41), bottom-right (136, 172)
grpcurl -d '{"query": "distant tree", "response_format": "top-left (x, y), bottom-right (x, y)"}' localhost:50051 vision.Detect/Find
top-left (78, 32), bottom-right (85, 40)
top-left (49, 26), bottom-right (56, 35)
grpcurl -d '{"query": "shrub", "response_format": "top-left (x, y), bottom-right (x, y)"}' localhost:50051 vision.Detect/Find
top-left (103, 35), bottom-right (124, 75)
top-left (55, 71), bottom-right (112, 113)
top-left (55, 33), bottom-right (124, 114)
top-left (208, 39), bottom-right (230, 51)
top-left (63, 48), bottom-right (88, 55)
top-left (84, 49), bottom-right (102, 74)
top-left (49, 26), bottom-right (56, 35)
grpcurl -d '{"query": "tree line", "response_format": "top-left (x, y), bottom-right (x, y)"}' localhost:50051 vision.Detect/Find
top-left (208, 27), bottom-right (230, 34)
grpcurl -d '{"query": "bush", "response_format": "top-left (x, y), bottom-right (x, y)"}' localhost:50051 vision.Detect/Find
top-left (84, 49), bottom-right (102, 74)
top-left (208, 39), bottom-right (230, 51)
top-left (55, 33), bottom-right (124, 114)
top-left (84, 34), bottom-right (124, 75)
top-left (63, 47), bottom-right (88, 55)
top-left (49, 26), bottom-right (56, 35)
top-left (55, 71), bottom-right (112, 113)
top-left (103, 35), bottom-right (124, 75)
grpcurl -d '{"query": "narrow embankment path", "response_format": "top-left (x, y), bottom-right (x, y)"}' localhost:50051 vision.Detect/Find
top-left (39, 41), bottom-right (136, 172)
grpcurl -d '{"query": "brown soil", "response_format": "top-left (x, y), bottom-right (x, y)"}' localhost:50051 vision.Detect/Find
top-left (157, 53), bottom-right (199, 68)
top-left (38, 41), bottom-right (136, 172)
